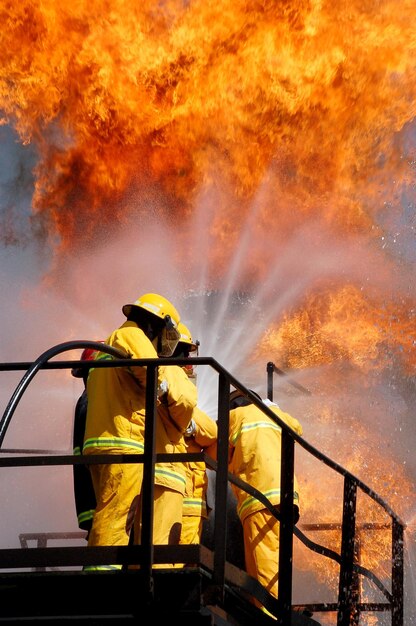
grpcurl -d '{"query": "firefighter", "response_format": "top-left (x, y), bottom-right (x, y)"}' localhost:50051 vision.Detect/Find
top-left (71, 347), bottom-right (100, 538)
top-left (228, 389), bottom-right (303, 612)
top-left (83, 293), bottom-right (198, 569)
top-left (171, 323), bottom-right (217, 548)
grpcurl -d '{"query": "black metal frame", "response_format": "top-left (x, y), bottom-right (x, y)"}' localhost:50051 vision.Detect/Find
top-left (0, 343), bottom-right (406, 626)
top-left (267, 361), bottom-right (405, 625)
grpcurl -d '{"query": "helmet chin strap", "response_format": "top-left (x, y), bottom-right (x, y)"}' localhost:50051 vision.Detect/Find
top-left (143, 317), bottom-right (164, 343)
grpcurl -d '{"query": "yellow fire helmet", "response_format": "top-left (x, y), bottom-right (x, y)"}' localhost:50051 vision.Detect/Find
top-left (122, 292), bottom-right (181, 357)
top-left (122, 293), bottom-right (180, 324)
top-left (177, 322), bottom-right (199, 354)
top-left (173, 322), bottom-right (200, 380)
top-left (229, 388), bottom-right (263, 410)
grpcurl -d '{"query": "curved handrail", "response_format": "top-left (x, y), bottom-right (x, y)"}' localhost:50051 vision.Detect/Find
top-left (205, 455), bottom-right (394, 603)
top-left (0, 340), bottom-right (126, 448)
top-left (0, 349), bottom-right (406, 526)
top-left (0, 343), bottom-right (405, 624)
top-left (219, 374), bottom-right (406, 527)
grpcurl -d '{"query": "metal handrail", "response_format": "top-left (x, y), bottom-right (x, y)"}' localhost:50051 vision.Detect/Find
top-left (0, 345), bottom-right (406, 625)
top-left (266, 362), bottom-right (405, 626)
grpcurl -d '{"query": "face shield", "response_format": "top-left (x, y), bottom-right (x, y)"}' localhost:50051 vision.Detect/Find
top-left (157, 315), bottom-right (181, 357)
top-left (171, 339), bottom-right (199, 381)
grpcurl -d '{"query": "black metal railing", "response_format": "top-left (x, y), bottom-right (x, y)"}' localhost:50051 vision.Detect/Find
top-left (0, 344), bottom-right (406, 626)
top-left (266, 361), bottom-right (405, 626)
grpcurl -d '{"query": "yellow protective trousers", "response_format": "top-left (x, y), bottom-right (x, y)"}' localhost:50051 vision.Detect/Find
top-left (180, 515), bottom-right (205, 546)
top-left (88, 461), bottom-right (143, 548)
top-left (88, 462), bottom-right (184, 569)
top-left (243, 508), bottom-right (280, 607)
top-left (135, 485), bottom-right (183, 547)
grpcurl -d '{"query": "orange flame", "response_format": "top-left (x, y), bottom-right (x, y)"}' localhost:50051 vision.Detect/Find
top-left (255, 285), bottom-right (416, 374)
top-left (297, 431), bottom-right (413, 604)
top-left (1, 1), bottom-right (415, 251)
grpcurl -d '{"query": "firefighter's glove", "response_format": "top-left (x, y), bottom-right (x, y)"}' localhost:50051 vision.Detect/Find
top-left (158, 379), bottom-right (169, 398)
top-left (184, 419), bottom-right (196, 438)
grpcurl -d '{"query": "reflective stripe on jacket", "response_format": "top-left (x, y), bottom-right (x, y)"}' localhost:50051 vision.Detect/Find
top-left (182, 406), bottom-right (217, 518)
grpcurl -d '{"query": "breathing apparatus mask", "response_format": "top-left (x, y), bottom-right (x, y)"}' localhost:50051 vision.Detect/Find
top-left (172, 338), bottom-right (200, 383)
top-left (185, 339), bottom-right (199, 383)
top-left (157, 315), bottom-right (181, 357)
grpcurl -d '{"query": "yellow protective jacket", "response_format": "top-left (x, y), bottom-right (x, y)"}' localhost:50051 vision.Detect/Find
top-left (83, 321), bottom-right (197, 495)
top-left (228, 401), bottom-right (303, 523)
top-left (182, 406), bottom-right (217, 518)
top-left (157, 364), bottom-right (199, 493)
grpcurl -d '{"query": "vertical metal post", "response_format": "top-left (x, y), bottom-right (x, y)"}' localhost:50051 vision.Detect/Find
top-left (212, 372), bottom-right (230, 598)
top-left (351, 531), bottom-right (361, 625)
top-left (141, 363), bottom-right (158, 597)
top-left (337, 476), bottom-right (357, 626)
top-left (391, 519), bottom-right (404, 626)
top-left (35, 535), bottom-right (47, 572)
top-left (267, 362), bottom-right (274, 401)
top-left (278, 428), bottom-right (295, 624)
